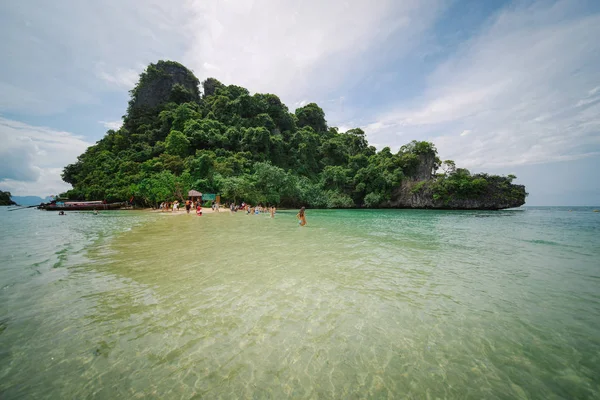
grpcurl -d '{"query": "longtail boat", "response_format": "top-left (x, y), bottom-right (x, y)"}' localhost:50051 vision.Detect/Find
top-left (38, 200), bottom-right (127, 211)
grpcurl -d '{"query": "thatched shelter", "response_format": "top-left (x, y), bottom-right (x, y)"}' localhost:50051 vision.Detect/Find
top-left (188, 190), bottom-right (202, 203)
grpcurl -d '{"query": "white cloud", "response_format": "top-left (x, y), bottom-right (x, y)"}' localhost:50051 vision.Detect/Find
top-left (0, 168), bottom-right (70, 198)
top-left (336, 126), bottom-right (353, 133)
top-left (460, 130), bottom-right (471, 137)
top-left (575, 96), bottom-right (600, 108)
top-left (202, 62), bottom-right (218, 71)
top-left (362, 0), bottom-right (600, 169)
top-left (0, 0), bottom-right (190, 115)
top-left (182, 0), bottom-right (443, 105)
top-left (99, 120), bottom-right (123, 130)
top-left (0, 0), bottom-right (444, 116)
top-left (0, 117), bottom-right (92, 196)
top-left (96, 67), bottom-right (140, 89)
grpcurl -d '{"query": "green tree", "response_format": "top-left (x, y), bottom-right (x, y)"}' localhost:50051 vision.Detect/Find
top-left (441, 160), bottom-right (456, 175)
top-left (62, 60), bottom-right (526, 209)
top-left (251, 162), bottom-right (297, 205)
top-left (295, 103), bottom-right (327, 133)
top-left (364, 192), bottom-right (383, 208)
top-left (202, 78), bottom-right (225, 98)
top-left (165, 130), bottom-right (189, 157)
top-left (221, 176), bottom-right (255, 204)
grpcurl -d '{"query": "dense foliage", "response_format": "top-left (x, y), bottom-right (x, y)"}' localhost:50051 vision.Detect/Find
top-left (0, 191), bottom-right (16, 206)
top-left (62, 61), bottom-right (523, 208)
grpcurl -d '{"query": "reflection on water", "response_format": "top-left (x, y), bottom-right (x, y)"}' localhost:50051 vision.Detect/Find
top-left (0, 207), bottom-right (599, 398)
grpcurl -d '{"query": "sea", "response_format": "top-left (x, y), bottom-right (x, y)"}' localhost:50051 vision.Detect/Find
top-left (0, 206), bottom-right (599, 398)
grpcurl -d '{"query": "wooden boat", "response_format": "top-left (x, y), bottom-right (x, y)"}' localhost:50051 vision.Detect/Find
top-left (38, 200), bottom-right (126, 211)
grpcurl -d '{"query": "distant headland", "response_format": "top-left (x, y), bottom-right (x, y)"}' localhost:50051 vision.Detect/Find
top-left (61, 60), bottom-right (526, 210)
top-left (0, 191), bottom-right (16, 206)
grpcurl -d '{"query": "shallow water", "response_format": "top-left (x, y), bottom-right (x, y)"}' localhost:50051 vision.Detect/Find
top-left (1, 207), bottom-right (599, 398)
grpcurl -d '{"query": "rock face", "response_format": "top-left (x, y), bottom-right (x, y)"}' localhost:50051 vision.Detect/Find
top-left (390, 180), bottom-right (527, 210)
top-left (128, 61), bottom-right (200, 112)
top-left (414, 153), bottom-right (436, 181)
top-left (388, 153), bottom-right (527, 210)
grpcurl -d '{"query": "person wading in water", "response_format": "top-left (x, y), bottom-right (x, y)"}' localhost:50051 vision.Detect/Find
top-left (296, 207), bottom-right (307, 226)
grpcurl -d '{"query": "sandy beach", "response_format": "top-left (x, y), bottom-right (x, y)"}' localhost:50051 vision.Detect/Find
top-left (151, 206), bottom-right (226, 215)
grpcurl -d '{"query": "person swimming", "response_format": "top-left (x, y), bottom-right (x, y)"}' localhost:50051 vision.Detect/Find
top-left (296, 207), bottom-right (307, 226)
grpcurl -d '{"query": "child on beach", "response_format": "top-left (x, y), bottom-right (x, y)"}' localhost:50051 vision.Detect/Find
top-left (296, 207), bottom-right (306, 226)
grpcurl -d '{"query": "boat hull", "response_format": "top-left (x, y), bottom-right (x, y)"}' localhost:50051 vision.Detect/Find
top-left (38, 203), bottom-right (126, 211)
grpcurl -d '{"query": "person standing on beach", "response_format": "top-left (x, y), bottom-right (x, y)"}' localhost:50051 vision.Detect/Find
top-left (270, 206), bottom-right (275, 218)
top-left (297, 207), bottom-right (307, 226)
top-left (185, 199), bottom-right (191, 214)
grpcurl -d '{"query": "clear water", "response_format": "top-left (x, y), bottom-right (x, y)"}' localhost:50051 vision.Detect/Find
top-left (0, 207), bottom-right (599, 398)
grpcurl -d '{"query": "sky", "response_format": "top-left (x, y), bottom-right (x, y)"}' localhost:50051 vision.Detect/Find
top-left (0, 0), bottom-right (599, 205)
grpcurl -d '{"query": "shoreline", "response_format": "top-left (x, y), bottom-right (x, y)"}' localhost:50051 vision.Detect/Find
top-left (149, 207), bottom-right (226, 215)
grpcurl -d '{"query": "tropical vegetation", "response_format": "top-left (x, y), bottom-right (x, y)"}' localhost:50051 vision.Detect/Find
top-left (62, 61), bottom-right (524, 208)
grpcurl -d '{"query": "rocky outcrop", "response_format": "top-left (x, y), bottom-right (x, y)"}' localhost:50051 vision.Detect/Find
top-left (413, 153), bottom-right (436, 181)
top-left (0, 191), bottom-right (16, 206)
top-left (128, 61), bottom-right (200, 112)
top-left (389, 179), bottom-right (526, 210)
top-left (385, 151), bottom-right (526, 210)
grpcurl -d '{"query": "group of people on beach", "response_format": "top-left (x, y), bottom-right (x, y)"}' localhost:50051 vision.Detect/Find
top-left (159, 199), bottom-right (307, 226)
top-left (159, 200), bottom-right (204, 215)
top-left (228, 202), bottom-right (277, 218)
top-left (228, 202), bottom-right (307, 226)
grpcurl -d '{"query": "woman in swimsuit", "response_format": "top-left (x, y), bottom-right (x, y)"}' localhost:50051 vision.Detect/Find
top-left (297, 207), bottom-right (307, 226)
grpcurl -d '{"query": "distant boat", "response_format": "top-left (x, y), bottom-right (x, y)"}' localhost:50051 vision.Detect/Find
top-left (38, 200), bottom-right (126, 211)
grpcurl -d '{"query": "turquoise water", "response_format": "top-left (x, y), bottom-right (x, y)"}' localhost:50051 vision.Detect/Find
top-left (0, 206), bottom-right (599, 398)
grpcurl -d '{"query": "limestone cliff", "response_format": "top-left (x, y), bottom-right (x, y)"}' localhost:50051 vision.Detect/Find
top-left (389, 180), bottom-right (526, 210)
top-left (388, 154), bottom-right (527, 210)
top-left (127, 61), bottom-right (200, 114)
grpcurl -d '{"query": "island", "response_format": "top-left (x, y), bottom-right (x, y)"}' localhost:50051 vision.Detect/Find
top-left (0, 191), bottom-right (16, 206)
top-left (62, 60), bottom-right (526, 210)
